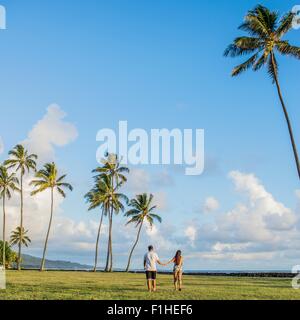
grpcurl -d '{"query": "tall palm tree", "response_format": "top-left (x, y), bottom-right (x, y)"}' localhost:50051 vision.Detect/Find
top-left (90, 174), bottom-right (128, 272)
top-left (84, 176), bottom-right (111, 272)
top-left (10, 227), bottom-right (31, 249)
top-left (125, 193), bottom-right (162, 272)
top-left (105, 174), bottom-right (128, 272)
top-left (30, 162), bottom-right (73, 271)
top-left (0, 165), bottom-right (19, 268)
top-left (93, 153), bottom-right (129, 272)
top-left (5, 144), bottom-right (37, 270)
top-left (224, 5), bottom-right (300, 179)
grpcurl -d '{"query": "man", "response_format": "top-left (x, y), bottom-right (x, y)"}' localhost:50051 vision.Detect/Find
top-left (143, 245), bottom-right (164, 292)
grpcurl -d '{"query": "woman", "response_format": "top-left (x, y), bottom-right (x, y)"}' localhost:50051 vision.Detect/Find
top-left (165, 250), bottom-right (184, 291)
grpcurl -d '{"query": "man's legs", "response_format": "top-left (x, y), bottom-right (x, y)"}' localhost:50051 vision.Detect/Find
top-left (146, 271), bottom-right (157, 292)
top-left (152, 279), bottom-right (157, 292)
top-left (146, 271), bottom-right (152, 291)
top-left (152, 271), bottom-right (157, 292)
top-left (147, 279), bottom-right (152, 292)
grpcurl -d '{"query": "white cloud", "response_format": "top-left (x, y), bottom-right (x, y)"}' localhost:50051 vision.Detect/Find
top-left (203, 197), bottom-right (219, 213)
top-left (144, 223), bottom-right (176, 252)
top-left (125, 168), bottom-right (150, 194)
top-left (124, 168), bottom-right (169, 211)
top-left (185, 226), bottom-right (197, 246)
top-left (212, 242), bottom-right (251, 252)
top-left (198, 251), bottom-right (275, 261)
top-left (152, 191), bottom-right (168, 211)
top-left (23, 104), bottom-right (78, 162)
top-left (146, 224), bottom-right (158, 237)
top-left (185, 171), bottom-right (300, 264)
top-left (229, 171), bottom-right (297, 232)
top-left (152, 170), bottom-right (174, 187)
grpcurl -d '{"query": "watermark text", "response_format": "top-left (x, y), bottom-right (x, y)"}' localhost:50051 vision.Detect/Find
top-left (292, 5), bottom-right (300, 29)
top-left (0, 5), bottom-right (6, 30)
top-left (96, 121), bottom-right (205, 176)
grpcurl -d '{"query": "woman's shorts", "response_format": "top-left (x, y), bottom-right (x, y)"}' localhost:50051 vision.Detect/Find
top-left (173, 266), bottom-right (183, 273)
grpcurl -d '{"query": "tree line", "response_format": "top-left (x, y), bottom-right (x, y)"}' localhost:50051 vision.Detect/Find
top-left (0, 147), bottom-right (161, 272)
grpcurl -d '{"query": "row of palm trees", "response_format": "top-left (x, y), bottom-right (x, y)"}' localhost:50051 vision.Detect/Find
top-left (0, 145), bottom-right (73, 271)
top-left (85, 153), bottom-right (162, 272)
top-left (0, 146), bottom-right (162, 272)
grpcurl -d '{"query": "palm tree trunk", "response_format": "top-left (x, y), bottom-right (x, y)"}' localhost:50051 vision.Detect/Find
top-left (93, 209), bottom-right (104, 272)
top-left (17, 173), bottom-right (23, 271)
top-left (40, 188), bottom-right (54, 271)
top-left (108, 175), bottom-right (115, 273)
top-left (2, 196), bottom-right (5, 269)
top-left (108, 209), bottom-right (113, 272)
top-left (105, 212), bottom-right (111, 272)
top-left (125, 221), bottom-right (143, 272)
top-left (271, 54), bottom-right (300, 180)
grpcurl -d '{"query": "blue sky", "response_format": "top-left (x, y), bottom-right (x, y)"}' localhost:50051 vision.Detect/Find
top-left (0, 0), bottom-right (299, 270)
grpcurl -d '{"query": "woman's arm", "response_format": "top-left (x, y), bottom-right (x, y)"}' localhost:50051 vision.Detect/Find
top-left (163, 258), bottom-right (175, 266)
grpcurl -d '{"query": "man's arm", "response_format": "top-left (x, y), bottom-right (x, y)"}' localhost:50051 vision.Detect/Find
top-left (156, 255), bottom-right (164, 266)
top-left (143, 255), bottom-right (147, 269)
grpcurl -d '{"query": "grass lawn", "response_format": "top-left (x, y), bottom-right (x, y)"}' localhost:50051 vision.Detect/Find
top-left (0, 270), bottom-right (300, 300)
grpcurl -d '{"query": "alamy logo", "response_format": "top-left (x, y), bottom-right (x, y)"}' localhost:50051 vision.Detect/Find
top-left (96, 121), bottom-right (205, 176)
top-left (292, 5), bottom-right (300, 29)
top-left (0, 5), bottom-right (6, 30)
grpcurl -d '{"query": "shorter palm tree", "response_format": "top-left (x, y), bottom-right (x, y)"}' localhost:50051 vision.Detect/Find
top-left (10, 227), bottom-right (31, 268)
top-left (10, 227), bottom-right (31, 248)
top-left (0, 165), bottom-right (19, 268)
top-left (103, 175), bottom-right (128, 272)
top-left (84, 176), bottom-right (111, 272)
top-left (5, 144), bottom-right (37, 270)
top-left (125, 193), bottom-right (162, 272)
top-left (90, 174), bottom-right (128, 272)
top-left (93, 153), bottom-right (129, 272)
top-left (30, 162), bottom-right (73, 271)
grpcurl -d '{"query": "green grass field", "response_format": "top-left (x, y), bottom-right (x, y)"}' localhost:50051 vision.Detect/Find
top-left (0, 271), bottom-right (300, 300)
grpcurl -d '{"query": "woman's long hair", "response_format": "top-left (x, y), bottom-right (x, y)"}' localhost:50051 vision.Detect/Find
top-left (174, 250), bottom-right (182, 265)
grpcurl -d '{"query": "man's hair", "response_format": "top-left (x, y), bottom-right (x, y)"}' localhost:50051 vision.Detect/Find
top-left (148, 245), bottom-right (154, 251)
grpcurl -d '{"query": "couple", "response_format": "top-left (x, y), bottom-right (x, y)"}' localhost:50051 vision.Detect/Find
top-left (143, 245), bottom-right (183, 292)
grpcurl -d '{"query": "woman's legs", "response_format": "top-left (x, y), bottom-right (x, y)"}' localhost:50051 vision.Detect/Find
top-left (173, 272), bottom-right (178, 290)
top-left (178, 271), bottom-right (183, 290)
